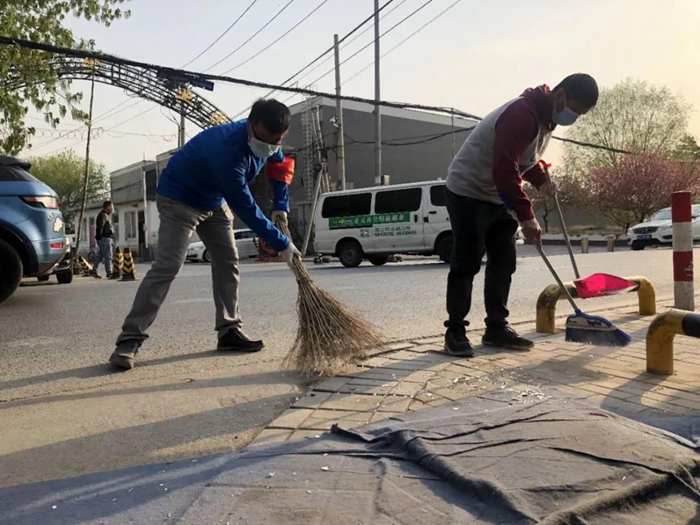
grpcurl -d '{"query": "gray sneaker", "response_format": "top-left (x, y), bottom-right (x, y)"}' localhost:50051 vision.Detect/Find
top-left (482, 326), bottom-right (534, 350)
top-left (109, 342), bottom-right (140, 370)
top-left (444, 329), bottom-right (474, 357)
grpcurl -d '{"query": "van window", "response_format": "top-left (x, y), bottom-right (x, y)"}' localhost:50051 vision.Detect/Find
top-left (430, 185), bottom-right (446, 207)
top-left (322, 193), bottom-right (371, 218)
top-left (375, 188), bottom-right (422, 214)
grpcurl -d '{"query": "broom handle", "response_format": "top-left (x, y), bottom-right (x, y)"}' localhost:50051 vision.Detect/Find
top-left (536, 244), bottom-right (580, 313)
top-left (547, 168), bottom-right (580, 279)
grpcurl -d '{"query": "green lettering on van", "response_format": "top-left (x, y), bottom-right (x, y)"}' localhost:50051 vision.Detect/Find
top-left (329, 212), bottom-right (411, 229)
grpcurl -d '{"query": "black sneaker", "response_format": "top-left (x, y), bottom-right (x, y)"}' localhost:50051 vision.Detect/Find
top-left (109, 342), bottom-right (140, 370)
top-left (444, 328), bottom-right (474, 357)
top-left (90, 271), bottom-right (102, 279)
top-left (482, 325), bottom-right (534, 350)
top-left (217, 327), bottom-right (264, 352)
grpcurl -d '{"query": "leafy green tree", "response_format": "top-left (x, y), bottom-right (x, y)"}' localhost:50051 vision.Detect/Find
top-left (0, 0), bottom-right (130, 155)
top-left (672, 134), bottom-right (700, 162)
top-left (563, 79), bottom-right (690, 176)
top-left (29, 151), bottom-right (109, 229)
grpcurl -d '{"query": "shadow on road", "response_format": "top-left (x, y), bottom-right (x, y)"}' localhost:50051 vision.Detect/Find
top-left (0, 392), bottom-right (300, 489)
top-left (0, 350), bottom-right (302, 396)
top-left (0, 367), bottom-right (312, 411)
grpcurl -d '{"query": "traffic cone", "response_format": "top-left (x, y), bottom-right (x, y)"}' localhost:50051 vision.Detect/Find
top-left (110, 247), bottom-right (123, 279)
top-left (120, 248), bottom-right (137, 281)
top-left (78, 256), bottom-right (93, 277)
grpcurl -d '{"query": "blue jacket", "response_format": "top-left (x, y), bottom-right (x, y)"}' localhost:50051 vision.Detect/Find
top-left (157, 119), bottom-right (290, 252)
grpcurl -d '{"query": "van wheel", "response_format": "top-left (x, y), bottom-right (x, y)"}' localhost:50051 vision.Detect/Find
top-left (631, 242), bottom-right (645, 251)
top-left (202, 250), bottom-right (211, 263)
top-left (436, 233), bottom-right (453, 263)
top-left (338, 240), bottom-right (363, 268)
top-left (368, 255), bottom-right (389, 266)
top-left (56, 270), bottom-right (73, 284)
top-left (0, 239), bottom-right (23, 304)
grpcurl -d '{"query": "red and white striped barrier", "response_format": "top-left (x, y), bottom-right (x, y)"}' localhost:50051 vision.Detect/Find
top-left (672, 191), bottom-right (694, 311)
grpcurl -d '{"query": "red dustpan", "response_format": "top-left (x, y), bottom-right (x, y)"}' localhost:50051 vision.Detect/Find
top-left (546, 166), bottom-right (636, 300)
top-left (573, 273), bottom-right (637, 299)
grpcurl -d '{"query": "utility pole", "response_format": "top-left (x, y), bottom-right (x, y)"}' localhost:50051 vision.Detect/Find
top-left (451, 109), bottom-right (456, 157)
top-left (301, 107), bottom-right (325, 256)
top-left (333, 33), bottom-right (346, 191)
top-left (74, 57), bottom-right (97, 262)
top-left (178, 100), bottom-right (186, 148)
top-left (373, 0), bottom-right (382, 184)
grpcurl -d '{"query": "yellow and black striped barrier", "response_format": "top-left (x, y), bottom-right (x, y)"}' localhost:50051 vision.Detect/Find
top-left (536, 276), bottom-right (656, 334)
top-left (76, 255), bottom-right (93, 277)
top-left (110, 247), bottom-right (123, 279)
top-left (120, 248), bottom-right (137, 282)
top-left (646, 309), bottom-right (700, 376)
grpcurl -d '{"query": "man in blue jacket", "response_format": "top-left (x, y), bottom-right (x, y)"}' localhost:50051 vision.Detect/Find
top-left (109, 99), bottom-right (299, 370)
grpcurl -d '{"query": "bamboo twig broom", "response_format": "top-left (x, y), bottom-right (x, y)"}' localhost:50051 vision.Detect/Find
top-left (275, 217), bottom-right (384, 375)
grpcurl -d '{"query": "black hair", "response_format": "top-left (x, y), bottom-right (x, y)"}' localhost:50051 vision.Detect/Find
top-left (554, 73), bottom-right (599, 108)
top-left (103, 200), bottom-right (112, 209)
top-left (249, 99), bottom-right (291, 135)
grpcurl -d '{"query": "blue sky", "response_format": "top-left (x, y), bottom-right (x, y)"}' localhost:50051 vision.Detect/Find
top-left (21, 0), bottom-right (700, 171)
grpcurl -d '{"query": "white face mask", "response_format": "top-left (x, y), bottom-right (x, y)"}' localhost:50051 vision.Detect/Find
top-left (249, 136), bottom-right (280, 159)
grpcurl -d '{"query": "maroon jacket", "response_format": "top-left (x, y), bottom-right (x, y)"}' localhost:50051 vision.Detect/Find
top-left (446, 85), bottom-right (555, 222)
top-left (492, 85), bottom-right (555, 221)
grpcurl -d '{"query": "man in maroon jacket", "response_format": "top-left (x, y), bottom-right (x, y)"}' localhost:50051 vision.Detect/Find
top-left (444, 73), bottom-right (599, 356)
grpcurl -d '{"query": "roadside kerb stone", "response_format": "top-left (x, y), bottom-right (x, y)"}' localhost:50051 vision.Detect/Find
top-left (254, 296), bottom-right (700, 446)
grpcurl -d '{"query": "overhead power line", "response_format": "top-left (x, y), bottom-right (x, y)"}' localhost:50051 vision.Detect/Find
top-left (342, 0), bottom-right (463, 87)
top-left (180, 0), bottom-right (259, 69)
top-left (2, 36), bottom-right (633, 155)
top-left (280, 0), bottom-right (410, 91)
top-left (231, 0), bottom-right (397, 118)
top-left (204, 0), bottom-right (297, 73)
top-left (298, 0), bottom-right (438, 91)
top-left (222, 0), bottom-right (331, 75)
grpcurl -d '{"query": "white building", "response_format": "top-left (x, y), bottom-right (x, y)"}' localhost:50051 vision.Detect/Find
top-left (109, 160), bottom-right (161, 259)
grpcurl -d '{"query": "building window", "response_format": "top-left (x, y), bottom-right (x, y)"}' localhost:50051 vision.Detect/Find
top-left (321, 193), bottom-right (371, 218)
top-left (375, 188), bottom-right (422, 214)
top-left (124, 211), bottom-right (137, 241)
top-left (430, 185), bottom-right (446, 207)
top-left (112, 213), bottom-right (120, 242)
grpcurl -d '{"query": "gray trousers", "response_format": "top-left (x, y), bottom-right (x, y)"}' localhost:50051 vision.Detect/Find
top-left (116, 195), bottom-right (240, 347)
top-left (93, 237), bottom-right (113, 276)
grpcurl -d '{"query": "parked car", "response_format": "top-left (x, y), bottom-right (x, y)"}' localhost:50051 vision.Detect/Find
top-left (0, 156), bottom-right (71, 304)
top-left (186, 228), bottom-right (259, 262)
top-left (627, 205), bottom-right (700, 250)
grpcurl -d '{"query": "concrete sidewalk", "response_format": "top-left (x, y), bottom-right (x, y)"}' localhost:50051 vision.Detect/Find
top-left (252, 297), bottom-right (700, 446)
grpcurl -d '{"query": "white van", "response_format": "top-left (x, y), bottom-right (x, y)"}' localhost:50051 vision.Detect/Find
top-left (313, 181), bottom-right (452, 267)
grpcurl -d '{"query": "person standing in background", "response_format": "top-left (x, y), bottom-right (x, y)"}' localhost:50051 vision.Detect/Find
top-left (91, 200), bottom-right (115, 279)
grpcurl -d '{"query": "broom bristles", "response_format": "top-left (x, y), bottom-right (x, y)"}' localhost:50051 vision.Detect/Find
top-left (565, 312), bottom-right (632, 347)
top-left (275, 219), bottom-right (384, 375)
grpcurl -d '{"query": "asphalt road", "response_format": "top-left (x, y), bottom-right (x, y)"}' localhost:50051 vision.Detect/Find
top-left (0, 244), bottom-right (694, 487)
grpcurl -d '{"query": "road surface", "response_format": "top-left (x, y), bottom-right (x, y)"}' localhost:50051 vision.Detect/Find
top-left (0, 245), bottom-right (694, 487)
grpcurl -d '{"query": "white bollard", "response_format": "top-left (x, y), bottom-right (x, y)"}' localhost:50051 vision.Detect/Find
top-left (606, 235), bottom-right (616, 252)
top-left (581, 237), bottom-right (589, 254)
top-left (672, 191), bottom-right (695, 310)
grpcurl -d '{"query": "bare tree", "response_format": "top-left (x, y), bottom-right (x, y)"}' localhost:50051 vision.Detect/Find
top-left (563, 79), bottom-right (690, 177)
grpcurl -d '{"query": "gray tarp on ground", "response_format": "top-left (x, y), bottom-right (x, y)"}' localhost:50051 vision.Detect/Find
top-left (1, 391), bottom-right (699, 524)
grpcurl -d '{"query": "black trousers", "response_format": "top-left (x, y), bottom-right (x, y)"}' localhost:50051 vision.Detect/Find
top-left (445, 188), bottom-right (518, 331)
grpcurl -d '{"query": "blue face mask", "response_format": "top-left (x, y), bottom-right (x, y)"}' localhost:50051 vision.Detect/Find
top-left (553, 106), bottom-right (579, 126)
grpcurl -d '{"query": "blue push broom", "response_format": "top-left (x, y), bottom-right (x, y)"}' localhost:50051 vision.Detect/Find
top-left (536, 245), bottom-right (632, 347)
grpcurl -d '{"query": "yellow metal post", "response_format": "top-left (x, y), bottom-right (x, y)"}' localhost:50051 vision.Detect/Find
top-left (646, 309), bottom-right (685, 375)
